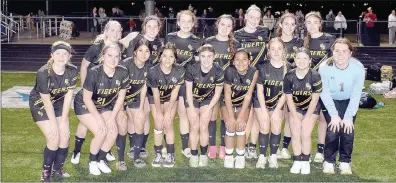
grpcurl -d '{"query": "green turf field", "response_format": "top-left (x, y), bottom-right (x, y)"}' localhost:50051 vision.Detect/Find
top-left (1, 72), bottom-right (396, 182)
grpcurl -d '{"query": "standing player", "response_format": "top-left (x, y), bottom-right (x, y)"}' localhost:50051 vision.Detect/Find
top-left (147, 43), bottom-right (185, 168)
top-left (73, 44), bottom-right (129, 175)
top-left (283, 48), bottom-right (322, 174)
top-left (320, 38), bottom-right (364, 175)
top-left (71, 20), bottom-right (123, 164)
top-left (254, 38), bottom-right (291, 169)
top-left (304, 11), bottom-right (336, 163)
top-left (223, 48), bottom-right (258, 169)
top-left (29, 41), bottom-right (77, 181)
top-left (165, 10), bottom-right (201, 158)
top-left (234, 4), bottom-right (269, 159)
top-left (185, 45), bottom-right (224, 167)
top-left (202, 14), bottom-right (240, 159)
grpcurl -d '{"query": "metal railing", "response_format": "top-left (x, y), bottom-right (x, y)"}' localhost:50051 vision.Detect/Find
top-left (1, 13), bottom-right (20, 42)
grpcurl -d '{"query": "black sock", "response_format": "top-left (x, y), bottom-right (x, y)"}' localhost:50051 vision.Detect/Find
top-left (317, 144), bottom-right (324, 153)
top-left (154, 145), bottom-right (163, 154)
top-left (209, 120), bottom-right (217, 146)
top-left (181, 133), bottom-right (189, 150)
top-left (43, 147), bottom-right (57, 171)
top-left (302, 153), bottom-right (310, 161)
top-left (283, 136), bottom-right (291, 149)
top-left (270, 133), bottom-right (281, 155)
top-left (293, 155), bottom-right (302, 161)
top-left (245, 143), bottom-right (249, 149)
top-left (116, 134), bottom-right (126, 161)
top-left (166, 144), bottom-right (175, 154)
top-left (220, 120), bottom-right (226, 146)
top-left (53, 147), bottom-right (68, 171)
top-left (259, 133), bottom-right (269, 156)
top-left (249, 142), bottom-right (256, 149)
top-left (191, 149), bottom-right (198, 156)
top-left (133, 133), bottom-right (144, 159)
top-left (142, 134), bottom-right (149, 150)
top-left (73, 136), bottom-right (85, 153)
top-left (97, 149), bottom-right (107, 161)
top-left (200, 145), bottom-right (208, 155)
top-left (89, 153), bottom-right (97, 162)
top-left (128, 133), bottom-right (135, 150)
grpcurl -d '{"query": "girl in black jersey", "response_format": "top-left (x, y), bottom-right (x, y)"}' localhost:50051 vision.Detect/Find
top-left (185, 45), bottom-right (224, 167)
top-left (165, 10), bottom-right (201, 158)
top-left (29, 41), bottom-right (77, 181)
top-left (73, 44), bottom-right (129, 175)
top-left (202, 14), bottom-right (240, 160)
top-left (147, 43), bottom-right (185, 168)
top-left (304, 11), bottom-right (336, 163)
top-left (254, 38), bottom-right (290, 169)
top-left (71, 20), bottom-right (122, 164)
top-left (223, 48), bottom-right (258, 169)
top-left (284, 48), bottom-right (322, 174)
top-left (234, 4), bottom-right (269, 160)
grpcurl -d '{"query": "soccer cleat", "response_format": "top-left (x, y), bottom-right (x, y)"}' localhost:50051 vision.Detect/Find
top-left (181, 148), bottom-right (192, 158)
top-left (208, 146), bottom-right (217, 159)
top-left (244, 147), bottom-right (251, 159)
top-left (339, 162), bottom-right (353, 175)
top-left (314, 152), bottom-right (324, 163)
top-left (280, 148), bottom-right (291, 159)
top-left (52, 168), bottom-right (71, 178)
top-left (106, 152), bottom-right (116, 162)
top-left (219, 146), bottom-right (226, 160)
top-left (97, 160), bottom-right (112, 174)
top-left (88, 161), bottom-right (101, 176)
top-left (198, 155), bottom-right (209, 167)
top-left (224, 155), bottom-right (234, 168)
top-left (140, 148), bottom-right (150, 158)
top-left (234, 155), bottom-right (246, 169)
top-left (300, 161), bottom-right (311, 175)
top-left (116, 161), bottom-right (127, 171)
top-left (128, 148), bottom-right (135, 160)
top-left (40, 170), bottom-right (51, 182)
top-left (248, 146), bottom-right (258, 159)
top-left (290, 161), bottom-right (302, 174)
top-left (323, 161), bottom-right (335, 174)
top-left (189, 155), bottom-right (199, 167)
top-left (70, 151), bottom-right (80, 165)
top-left (162, 147), bottom-right (168, 159)
top-left (256, 154), bottom-right (268, 169)
top-left (163, 153), bottom-right (175, 168)
top-left (268, 154), bottom-right (278, 168)
top-left (134, 158), bottom-right (147, 168)
top-left (151, 153), bottom-right (163, 167)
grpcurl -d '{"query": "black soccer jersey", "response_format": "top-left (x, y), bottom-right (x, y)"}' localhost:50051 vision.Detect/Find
top-left (30, 64), bottom-right (78, 109)
top-left (257, 61), bottom-right (292, 109)
top-left (165, 32), bottom-right (201, 67)
top-left (284, 37), bottom-right (304, 65)
top-left (307, 33), bottom-right (335, 70)
top-left (202, 36), bottom-right (241, 70)
top-left (147, 64), bottom-right (185, 102)
top-left (74, 64), bottom-right (129, 109)
top-left (234, 26), bottom-right (269, 67)
top-left (283, 69), bottom-right (322, 111)
top-left (84, 41), bottom-right (127, 68)
top-left (224, 66), bottom-right (257, 107)
top-left (120, 57), bottom-right (152, 105)
top-left (185, 62), bottom-right (224, 102)
top-left (125, 34), bottom-right (164, 66)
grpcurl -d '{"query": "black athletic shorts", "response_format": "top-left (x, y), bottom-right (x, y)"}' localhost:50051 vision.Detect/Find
top-left (184, 97), bottom-right (212, 108)
top-left (178, 83), bottom-right (186, 98)
top-left (29, 100), bottom-right (63, 122)
top-left (74, 99), bottom-right (114, 116)
top-left (147, 94), bottom-right (176, 105)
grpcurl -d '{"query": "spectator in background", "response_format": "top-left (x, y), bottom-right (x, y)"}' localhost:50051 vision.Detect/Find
top-left (235, 8), bottom-right (244, 30)
top-left (90, 7), bottom-right (99, 33)
top-left (188, 4), bottom-right (194, 12)
top-left (296, 9), bottom-right (305, 39)
top-left (364, 7), bottom-right (377, 45)
top-left (200, 9), bottom-right (208, 37)
top-left (98, 7), bottom-right (107, 32)
top-left (325, 9), bottom-right (335, 33)
top-left (137, 10), bottom-right (146, 31)
top-left (167, 7), bottom-right (177, 34)
top-left (129, 18), bottom-right (136, 32)
top-left (206, 7), bottom-right (216, 37)
top-left (263, 6), bottom-right (268, 14)
top-left (334, 11), bottom-right (347, 38)
top-left (388, 10), bottom-right (396, 45)
top-left (234, 9), bottom-right (239, 18)
top-left (263, 10), bottom-right (275, 33)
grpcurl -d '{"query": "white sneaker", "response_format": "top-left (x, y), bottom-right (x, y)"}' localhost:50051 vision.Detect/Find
top-left (256, 154), bottom-right (267, 169)
top-left (71, 152), bottom-right (80, 165)
top-left (300, 161), bottom-right (311, 174)
top-left (162, 147), bottom-right (168, 159)
top-left (181, 148), bottom-right (192, 158)
top-left (314, 152), bottom-right (324, 163)
top-left (88, 161), bottom-right (101, 176)
top-left (224, 155), bottom-right (234, 168)
top-left (323, 161), bottom-right (335, 174)
top-left (248, 147), bottom-right (258, 159)
top-left (106, 152), bottom-right (116, 162)
top-left (268, 154), bottom-right (278, 168)
top-left (339, 162), bottom-right (352, 175)
top-left (290, 161), bottom-right (302, 174)
top-left (189, 155), bottom-right (199, 168)
top-left (276, 149), bottom-right (282, 159)
top-left (198, 155), bottom-right (209, 167)
top-left (97, 160), bottom-right (112, 174)
top-left (280, 148), bottom-right (291, 159)
top-left (234, 156), bottom-right (245, 169)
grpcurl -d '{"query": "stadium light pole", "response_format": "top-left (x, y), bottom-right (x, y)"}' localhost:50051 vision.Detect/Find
top-left (144, 0), bottom-right (155, 16)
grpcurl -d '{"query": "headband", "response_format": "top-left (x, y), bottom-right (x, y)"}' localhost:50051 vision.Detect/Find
top-left (51, 44), bottom-right (71, 54)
